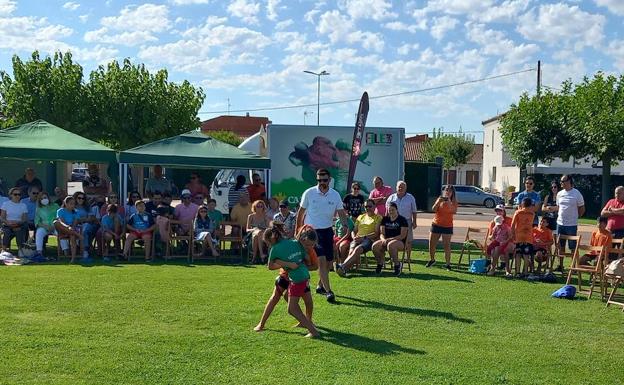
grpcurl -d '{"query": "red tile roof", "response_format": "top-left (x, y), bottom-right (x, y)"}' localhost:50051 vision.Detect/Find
top-left (404, 134), bottom-right (428, 161)
top-left (201, 115), bottom-right (270, 138)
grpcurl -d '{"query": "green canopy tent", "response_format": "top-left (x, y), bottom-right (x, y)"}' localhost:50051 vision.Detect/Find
top-left (0, 120), bottom-right (118, 194)
top-left (117, 130), bottom-right (270, 202)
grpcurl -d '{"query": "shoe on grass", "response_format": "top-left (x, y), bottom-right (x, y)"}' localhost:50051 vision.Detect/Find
top-left (326, 291), bottom-right (336, 303)
top-left (425, 259), bottom-right (436, 268)
top-left (336, 264), bottom-right (347, 278)
top-left (375, 264), bottom-right (383, 275)
top-left (445, 264), bottom-right (452, 271)
top-left (393, 263), bottom-right (402, 277)
top-left (315, 286), bottom-right (327, 295)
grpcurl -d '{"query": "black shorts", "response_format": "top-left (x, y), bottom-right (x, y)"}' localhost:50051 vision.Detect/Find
top-left (275, 275), bottom-right (290, 290)
top-left (314, 227), bottom-right (335, 262)
top-left (515, 243), bottom-right (534, 256)
top-left (430, 224), bottom-right (453, 235)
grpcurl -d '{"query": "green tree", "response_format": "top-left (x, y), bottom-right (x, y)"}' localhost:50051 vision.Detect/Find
top-left (422, 128), bottom-right (475, 184)
top-left (500, 73), bottom-right (624, 205)
top-left (0, 51), bottom-right (90, 134)
top-left (207, 130), bottom-right (243, 147)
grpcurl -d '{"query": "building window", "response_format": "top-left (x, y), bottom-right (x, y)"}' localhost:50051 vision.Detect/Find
top-left (466, 171), bottom-right (479, 186)
top-left (492, 166), bottom-right (497, 182)
top-left (491, 130), bottom-right (494, 152)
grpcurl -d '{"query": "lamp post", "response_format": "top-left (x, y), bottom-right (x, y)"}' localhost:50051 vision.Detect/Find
top-left (303, 70), bottom-right (329, 126)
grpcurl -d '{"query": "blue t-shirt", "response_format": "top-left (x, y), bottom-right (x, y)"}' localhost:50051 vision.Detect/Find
top-left (101, 213), bottom-right (123, 231)
top-left (75, 206), bottom-right (89, 220)
top-left (57, 208), bottom-right (78, 226)
top-left (194, 217), bottom-right (215, 236)
top-left (128, 212), bottom-right (154, 231)
top-left (20, 198), bottom-right (37, 221)
top-left (514, 190), bottom-right (542, 225)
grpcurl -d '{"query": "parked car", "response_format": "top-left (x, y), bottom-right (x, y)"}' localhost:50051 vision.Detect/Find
top-left (71, 168), bottom-right (88, 182)
top-left (452, 185), bottom-right (504, 208)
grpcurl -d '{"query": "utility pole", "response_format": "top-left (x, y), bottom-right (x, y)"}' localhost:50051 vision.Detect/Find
top-left (536, 60), bottom-right (541, 96)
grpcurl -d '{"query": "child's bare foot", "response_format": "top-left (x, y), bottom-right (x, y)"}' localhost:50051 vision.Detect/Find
top-left (293, 322), bottom-right (306, 328)
top-left (304, 332), bottom-right (320, 338)
top-left (253, 324), bottom-right (264, 332)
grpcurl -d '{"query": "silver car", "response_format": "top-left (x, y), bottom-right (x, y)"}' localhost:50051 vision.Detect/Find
top-left (452, 185), bottom-right (504, 208)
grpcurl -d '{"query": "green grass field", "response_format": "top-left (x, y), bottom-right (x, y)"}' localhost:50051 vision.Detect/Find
top-left (1, 245), bottom-right (623, 385)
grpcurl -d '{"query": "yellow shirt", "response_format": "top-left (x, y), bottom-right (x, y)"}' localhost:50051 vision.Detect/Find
top-left (355, 213), bottom-right (382, 237)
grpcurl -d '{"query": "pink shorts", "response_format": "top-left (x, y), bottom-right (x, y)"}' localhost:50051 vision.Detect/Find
top-left (130, 230), bottom-right (152, 239)
top-left (288, 280), bottom-right (310, 298)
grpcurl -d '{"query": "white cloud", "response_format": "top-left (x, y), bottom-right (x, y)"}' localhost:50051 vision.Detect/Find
top-left (317, 10), bottom-right (385, 52)
top-left (466, 22), bottom-right (538, 62)
top-left (425, 0), bottom-right (494, 16)
top-left (594, 0), bottom-right (624, 16)
top-left (0, 0), bottom-right (16, 16)
top-left (72, 45), bottom-right (118, 63)
top-left (78, 14), bottom-right (89, 23)
top-left (397, 43), bottom-right (419, 55)
top-left (477, 0), bottom-right (530, 23)
top-left (383, 21), bottom-right (421, 33)
top-left (0, 16), bottom-right (73, 53)
top-left (517, 4), bottom-right (605, 50)
top-left (606, 40), bottom-right (624, 71)
top-left (169, 0), bottom-right (210, 4)
top-left (62, 2), bottom-right (80, 11)
top-left (227, 0), bottom-right (260, 25)
top-left (85, 28), bottom-right (158, 46)
top-left (266, 0), bottom-right (281, 21)
top-left (304, 9), bottom-right (320, 23)
top-left (275, 19), bottom-right (293, 30)
top-left (430, 16), bottom-right (458, 40)
top-left (339, 0), bottom-right (397, 21)
top-left (101, 3), bottom-right (170, 33)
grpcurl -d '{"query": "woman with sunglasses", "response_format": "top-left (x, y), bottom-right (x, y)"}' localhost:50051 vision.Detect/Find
top-left (73, 191), bottom-right (98, 262)
top-left (194, 205), bottom-right (219, 257)
top-left (541, 181), bottom-right (560, 233)
top-left (125, 191), bottom-right (142, 222)
top-left (33, 191), bottom-right (60, 260)
top-left (427, 184), bottom-right (458, 270)
top-left (343, 182), bottom-right (365, 219)
top-left (100, 193), bottom-right (125, 218)
top-left (0, 187), bottom-right (29, 255)
top-left (247, 200), bottom-right (270, 264)
top-left (53, 196), bottom-right (83, 262)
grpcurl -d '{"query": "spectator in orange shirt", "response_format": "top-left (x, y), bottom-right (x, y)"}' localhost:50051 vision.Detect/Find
top-left (511, 197), bottom-right (535, 277)
top-left (532, 217), bottom-right (554, 274)
top-left (247, 173), bottom-right (266, 203)
top-left (579, 216), bottom-right (612, 265)
top-left (427, 184), bottom-right (458, 270)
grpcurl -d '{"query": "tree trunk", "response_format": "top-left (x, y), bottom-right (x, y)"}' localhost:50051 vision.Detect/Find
top-left (602, 155), bottom-right (611, 208)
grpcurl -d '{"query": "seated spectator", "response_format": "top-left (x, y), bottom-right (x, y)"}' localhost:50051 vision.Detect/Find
top-left (228, 175), bottom-right (247, 214)
top-left (53, 196), bottom-right (83, 262)
top-left (194, 205), bottom-right (219, 257)
top-left (53, 187), bottom-right (67, 207)
top-left (511, 197), bottom-right (535, 277)
top-left (265, 197), bottom-right (279, 220)
top-left (247, 173), bottom-right (266, 203)
top-left (100, 193), bottom-right (125, 218)
top-left (247, 200), bottom-right (270, 264)
top-left (83, 164), bottom-right (111, 202)
top-left (174, 189), bottom-right (199, 235)
top-left (371, 202), bottom-right (408, 277)
top-left (145, 191), bottom-right (163, 218)
top-left (15, 167), bottom-right (42, 198)
top-left (579, 216), bottom-right (612, 265)
top-left (155, 192), bottom-right (177, 250)
top-left (1, 187), bottom-right (29, 255)
top-left (145, 165), bottom-right (173, 196)
top-left (533, 217), bottom-right (554, 274)
top-left (486, 215), bottom-right (513, 276)
top-left (185, 172), bottom-right (210, 200)
top-left (230, 192), bottom-right (252, 239)
top-left (124, 200), bottom-right (156, 261)
top-left (333, 213), bottom-right (354, 264)
top-left (74, 191), bottom-right (99, 262)
top-left (272, 199), bottom-right (296, 239)
top-left (343, 182), bottom-right (365, 219)
top-left (20, 185), bottom-right (40, 230)
top-left (601, 186), bottom-right (624, 239)
top-left (124, 191), bottom-right (142, 222)
top-left (206, 199), bottom-right (224, 237)
top-left (33, 191), bottom-right (60, 260)
top-left (101, 204), bottom-right (124, 261)
top-left (89, 195), bottom-right (106, 221)
top-left (336, 199), bottom-right (381, 276)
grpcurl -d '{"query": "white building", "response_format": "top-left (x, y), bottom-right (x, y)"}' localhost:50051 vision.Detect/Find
top-left (482, 114), bottom-right (624, 194)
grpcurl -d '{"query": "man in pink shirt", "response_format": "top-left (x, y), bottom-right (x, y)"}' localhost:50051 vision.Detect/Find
top-left (174, 189), bottom-right (199, 235)
top-left (369, 176), bottom-right (393, 216)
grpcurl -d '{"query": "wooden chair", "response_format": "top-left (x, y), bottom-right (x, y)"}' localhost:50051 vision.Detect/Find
top-left (604, 248), bottom-right (624, 310)
top-left (126, 232), bottom-right (156, 262)
top-left (457, 227), bottom-right (488, 268)
top-left (219, 221), bottom-right (244, 263)
top-left (165, 221), bottom-right (193, 263)
top-left (191, 233), bottom-right (220, 263)
top-left (565, 243), bottom-right (606, 299)
top-left (551, 234), bottom-right (582, 273)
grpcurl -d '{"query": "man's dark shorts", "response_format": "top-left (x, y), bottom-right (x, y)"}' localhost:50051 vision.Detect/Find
top-left (314, 227), bottom-right (335, 262)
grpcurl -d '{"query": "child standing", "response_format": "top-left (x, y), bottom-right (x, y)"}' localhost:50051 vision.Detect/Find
top-left (511, 197), bottom-right (536, 277)
top-left (533, 217), bottom-right (554, 274)
top-left (579, 216), bottom-right (612, 265)
top-left (486, 215), bottom-right (513, 276)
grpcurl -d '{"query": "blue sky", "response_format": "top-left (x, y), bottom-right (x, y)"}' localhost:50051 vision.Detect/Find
top-left (1, 0), bottom-right (623, 143)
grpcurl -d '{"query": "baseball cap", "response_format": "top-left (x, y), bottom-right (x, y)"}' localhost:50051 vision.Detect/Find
top-left (494, 204), bottom-right (505, 212)
top-left (279, 199), bottom-right (289, 207)
top-left (181, 189), bottom-right (192, 197)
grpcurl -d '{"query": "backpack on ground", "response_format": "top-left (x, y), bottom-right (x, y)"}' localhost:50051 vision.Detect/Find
top-left (552, 285), bottom-right (576, 299)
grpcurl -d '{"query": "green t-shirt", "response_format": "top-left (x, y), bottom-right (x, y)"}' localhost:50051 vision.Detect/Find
top-left (334, 217), bottom-right (354, 238)
top-left (35, 204), bottom-right (61, 227)
top-left (208, 209), bottom-right (223, 229)
top-left (269, 239), bottom-right (309, 284)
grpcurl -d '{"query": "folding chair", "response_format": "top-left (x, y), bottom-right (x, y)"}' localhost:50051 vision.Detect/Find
top-left (565, 243), bottom-right (606, 299)
top-left (165, 221), bottom-right (193, 263)
top-left (219, 221), bottom-right (244, 263)
top-left (191, 236), bottom-right (219, 263)
top-left (126, 232), bottom-right (156, 262)
top-left (457, 227), bottom-right (487, 268)
top-left (604, 248), bottom-right (624, 310)
top-left (551, 234), bottom-right (582, 273)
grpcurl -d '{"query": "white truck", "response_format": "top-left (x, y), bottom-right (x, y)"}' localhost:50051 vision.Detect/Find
top-left (211, 124), bottom-right (405, 212)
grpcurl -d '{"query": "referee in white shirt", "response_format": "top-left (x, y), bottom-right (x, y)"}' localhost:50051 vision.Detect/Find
top-left (296, 169), bottom-right (349, 303)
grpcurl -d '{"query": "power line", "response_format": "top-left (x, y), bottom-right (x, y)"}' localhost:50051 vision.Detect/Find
top-left (198, 67), bottom-right (536, 115)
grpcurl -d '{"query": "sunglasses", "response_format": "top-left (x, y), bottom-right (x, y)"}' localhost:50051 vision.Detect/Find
top-left (77, 196), bottom-right (85, 200)
top-left (279, 205), bottom-right (288, 208)
top-left (11, 193), bottom-right (21, 197)
top-left (353, 187), bottom-right (360, 190)
top-left (524, 182), bottom-right (533, 185)
top-left (317, 178), bottom-right (329, 183)
top-left (194, 196), bottom-right (204, 200)
top-left (560, 179), bottom-right (569, 183)
top-left (31, 191), bottom-right (40, 195)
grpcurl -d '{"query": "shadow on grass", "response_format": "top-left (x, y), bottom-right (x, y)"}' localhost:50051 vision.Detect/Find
top-left (339, 295), bottom-right (475, 324)
top-left (349, 269), bottom-right (474, 283)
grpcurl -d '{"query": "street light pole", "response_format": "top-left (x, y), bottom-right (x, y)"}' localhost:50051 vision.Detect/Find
top-left (303, 70), bottom-right (329, 126)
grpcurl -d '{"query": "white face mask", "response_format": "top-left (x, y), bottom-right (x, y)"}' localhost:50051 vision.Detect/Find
top-left (41, 198), bottom-right (49, 206)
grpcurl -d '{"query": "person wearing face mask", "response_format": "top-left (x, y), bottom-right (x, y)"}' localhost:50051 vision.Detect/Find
top-left (34, 192), bottom-right (60, 260)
